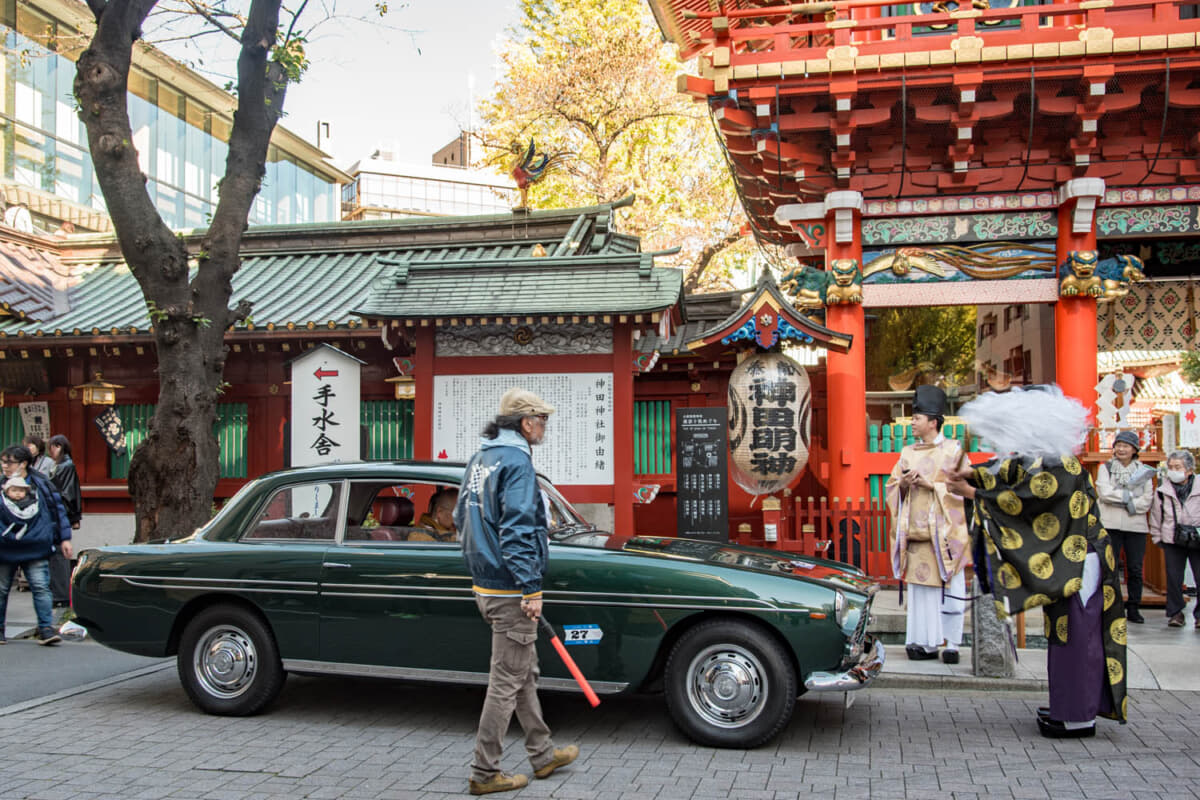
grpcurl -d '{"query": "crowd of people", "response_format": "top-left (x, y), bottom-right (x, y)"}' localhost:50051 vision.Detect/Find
top-left (0, 434), bottom-right (82, 646)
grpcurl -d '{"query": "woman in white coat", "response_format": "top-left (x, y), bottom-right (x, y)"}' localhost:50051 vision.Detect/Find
top-left (1095, 430), bottom-right (1155, 623)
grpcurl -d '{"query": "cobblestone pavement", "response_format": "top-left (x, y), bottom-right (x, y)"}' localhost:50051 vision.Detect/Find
top-left (3, 669), bottom-right (1200, 800)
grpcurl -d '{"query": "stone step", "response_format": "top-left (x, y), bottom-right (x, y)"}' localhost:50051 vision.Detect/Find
top-left (867, 586), bottom-right (1048, 647)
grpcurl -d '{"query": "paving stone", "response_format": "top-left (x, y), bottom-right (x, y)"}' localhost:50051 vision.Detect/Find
top-left (7, 670), bottom-right (1200, 799)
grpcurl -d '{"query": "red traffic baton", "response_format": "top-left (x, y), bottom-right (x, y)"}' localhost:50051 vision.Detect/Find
top-left (539, 614), bottom-right (601, 708)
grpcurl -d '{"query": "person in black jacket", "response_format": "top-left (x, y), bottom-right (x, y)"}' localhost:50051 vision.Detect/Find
top-left (46, 435), bottom-right (81, 607)
top-left (0, 445), bottom-right (71, 644)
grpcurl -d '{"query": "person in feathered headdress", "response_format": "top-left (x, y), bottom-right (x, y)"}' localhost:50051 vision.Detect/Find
top-left (947, 385), bottom-right (1127, 739)
top-left (885, 385), bottom-right (972, 664)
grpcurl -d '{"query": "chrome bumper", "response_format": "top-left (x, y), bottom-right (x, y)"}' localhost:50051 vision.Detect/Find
top-left (804, 638), bottom-right (885, 693)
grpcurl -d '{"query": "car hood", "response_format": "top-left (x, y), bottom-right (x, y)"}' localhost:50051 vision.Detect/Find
top-left (620, 536), bottom-right (877, 594)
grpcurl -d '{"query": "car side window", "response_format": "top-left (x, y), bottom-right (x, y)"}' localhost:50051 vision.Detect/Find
top-left (343, 481), bottom-right (460, 545)
top-left (242, 481), bottom-right (342, 542)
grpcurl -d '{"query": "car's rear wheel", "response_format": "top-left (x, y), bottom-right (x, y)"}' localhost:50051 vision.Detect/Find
top-left (177, 604), bottom-right (285, 716)
top-left (664, 619), bottom-right (796, 748)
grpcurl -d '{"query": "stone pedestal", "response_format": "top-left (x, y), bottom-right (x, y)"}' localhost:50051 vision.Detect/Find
top-left (971, 578), bottom-right (1016, 678)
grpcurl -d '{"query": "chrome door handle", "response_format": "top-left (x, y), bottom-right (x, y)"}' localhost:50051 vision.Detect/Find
top-left (322, 562), bottom-right (352, 568)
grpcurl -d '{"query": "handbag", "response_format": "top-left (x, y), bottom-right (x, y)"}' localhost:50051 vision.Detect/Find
top-left (1175, 523), bottom-right (1200, 550)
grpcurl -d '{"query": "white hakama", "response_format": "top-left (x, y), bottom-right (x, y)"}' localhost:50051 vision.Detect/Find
top-left (906, 570), bottom-right (966, 652)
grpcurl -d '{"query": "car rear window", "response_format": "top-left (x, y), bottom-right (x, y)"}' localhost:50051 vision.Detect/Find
top-left (241, 481), bottom-right (343, 542)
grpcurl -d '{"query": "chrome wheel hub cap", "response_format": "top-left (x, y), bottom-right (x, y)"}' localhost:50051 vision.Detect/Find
top-left (686, 644), bottom-right (767, 728)
top-left (195, 625), bottom-right (257, 699)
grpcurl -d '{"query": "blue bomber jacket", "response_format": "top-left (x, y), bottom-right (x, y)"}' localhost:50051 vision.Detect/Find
top-left (455, 429), bottom-right (549, 599)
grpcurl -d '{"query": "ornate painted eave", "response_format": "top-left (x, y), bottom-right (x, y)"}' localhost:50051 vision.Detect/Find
top-left (687, 271), bottom-right (853, 354)
top-left (645, 0), bottom-right (1200, 243)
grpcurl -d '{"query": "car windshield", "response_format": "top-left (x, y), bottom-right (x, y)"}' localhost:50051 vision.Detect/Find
top-left (539, 478), bottom-right (611, 547)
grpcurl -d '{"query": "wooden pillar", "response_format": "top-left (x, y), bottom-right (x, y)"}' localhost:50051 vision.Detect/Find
top-left (823, 191), bottom-right (867, 504)
top-left (1054, 178), bottom-right (1103, 419)
top-left (612, 319), bottom-right (635, 536)
top-left (413, 324), bottom-right (435, 460)
top-left (255, 357), bottom-right (288, 475)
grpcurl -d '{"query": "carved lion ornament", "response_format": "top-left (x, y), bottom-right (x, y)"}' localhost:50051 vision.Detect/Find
top-left (1058, 250), bottom-right (1103, 298)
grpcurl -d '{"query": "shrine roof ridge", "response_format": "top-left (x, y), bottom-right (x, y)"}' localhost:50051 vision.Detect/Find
top-left (0, 196), bottom-right (670, 338)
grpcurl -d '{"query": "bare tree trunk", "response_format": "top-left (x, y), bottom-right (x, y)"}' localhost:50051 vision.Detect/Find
top-left (684, 230), bottom-right (744, 293)
top-left (75, 0), bottom-right (285, 541)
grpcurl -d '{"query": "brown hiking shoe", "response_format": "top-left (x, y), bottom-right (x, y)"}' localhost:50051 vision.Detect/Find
top-left (1169, 612), bottom-right (1186, 628)
top-left (468, 773), bottom-right (528, 795)
top-left (533, 745), bottom-right (579, 779)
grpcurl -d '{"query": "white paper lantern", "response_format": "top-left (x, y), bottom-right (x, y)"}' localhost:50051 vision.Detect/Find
top-left (727, 352), bottom-right (812, 495)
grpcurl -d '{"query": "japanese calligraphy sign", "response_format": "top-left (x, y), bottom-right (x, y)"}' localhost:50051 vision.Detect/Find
top-left (727, 352), bottom-right (812, 495)
top-left (19, 401), bottom-right (50, 440)
top-left (676, 407), bottom-right (729, 542)
top-left (289, 344), bottom-right (363, 466)
top-left (432, 373), bottom-right (613, 485)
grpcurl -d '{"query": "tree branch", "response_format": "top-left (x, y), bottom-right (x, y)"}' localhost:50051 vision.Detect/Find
top-left (181, 0), bottom-right (245, 42)
top-left (684, 229), bottom-right (744, 293)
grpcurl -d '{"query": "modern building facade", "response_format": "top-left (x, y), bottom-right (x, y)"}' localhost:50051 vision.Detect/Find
top-left (975, 303), bottom-right (1056, 389)
top-left (0, 0), bottom-right (348, 234)
top-left (340, 143), bottom-right (516, 220)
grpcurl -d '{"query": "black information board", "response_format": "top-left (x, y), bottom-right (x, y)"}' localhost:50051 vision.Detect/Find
top-left (675, 407), bottom-right (729, 542)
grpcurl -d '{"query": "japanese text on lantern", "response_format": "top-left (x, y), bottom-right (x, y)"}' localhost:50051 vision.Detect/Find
top-left (746, 359), bottom-right (799, 476)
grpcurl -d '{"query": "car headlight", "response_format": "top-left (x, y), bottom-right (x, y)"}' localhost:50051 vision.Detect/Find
top-left (833, 589), bottom-right (847, 627)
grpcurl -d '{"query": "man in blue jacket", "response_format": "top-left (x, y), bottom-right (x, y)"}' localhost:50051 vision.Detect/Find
top-left (456, 388), bottom-right (578, 795)
top-left (0, 445), bottom-right (72, 645)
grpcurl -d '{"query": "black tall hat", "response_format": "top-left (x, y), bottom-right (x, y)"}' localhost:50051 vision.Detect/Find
top-left (913, 384), bottom-right (947, 417)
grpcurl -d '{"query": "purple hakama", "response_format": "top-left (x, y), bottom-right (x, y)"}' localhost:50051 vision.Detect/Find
top-left (1047, 550), bottom-right (1113, 724)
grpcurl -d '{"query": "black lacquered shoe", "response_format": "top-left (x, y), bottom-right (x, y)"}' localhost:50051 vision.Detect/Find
top-left (941, 649), bottom-right (959, 664)
top-left (1037, 716), bottom-right (1095, 739)
top-left (906, 644), bottom-right (938, 660)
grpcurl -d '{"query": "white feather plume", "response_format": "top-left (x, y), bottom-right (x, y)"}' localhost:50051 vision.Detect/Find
top-left (961, 385), bottom-right (1089, 458)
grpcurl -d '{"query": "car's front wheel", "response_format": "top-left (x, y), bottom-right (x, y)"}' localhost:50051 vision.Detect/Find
top-left (664, 619), bottom-right (796, 748)
top-left (177, 604), bottom-right (285, 716)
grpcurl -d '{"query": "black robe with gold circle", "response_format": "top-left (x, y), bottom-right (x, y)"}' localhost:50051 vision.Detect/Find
top-left (971, 453), bottom-right (1128, 723)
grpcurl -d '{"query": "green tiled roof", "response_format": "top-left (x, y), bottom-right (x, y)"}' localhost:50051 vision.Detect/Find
top-left (0, 198), bottom-right (680, 338)
top-left (354, 253), bottom-right (682, 319)
top-left (0, 251), bottom-right (394, 335)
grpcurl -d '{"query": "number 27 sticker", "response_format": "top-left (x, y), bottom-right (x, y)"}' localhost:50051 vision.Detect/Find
top-left (561, 624), bottom-right (603, 645)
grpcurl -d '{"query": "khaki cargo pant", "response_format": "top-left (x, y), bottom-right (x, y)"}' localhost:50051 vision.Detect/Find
top-left (470, 595), bottom-right (556, 782)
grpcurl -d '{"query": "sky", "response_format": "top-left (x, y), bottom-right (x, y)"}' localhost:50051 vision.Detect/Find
top-left (270, 1), bottom-right (521, 170)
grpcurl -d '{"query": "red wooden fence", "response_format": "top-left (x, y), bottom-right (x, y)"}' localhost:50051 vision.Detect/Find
top-left (731, 496), bottom-right (897, 583)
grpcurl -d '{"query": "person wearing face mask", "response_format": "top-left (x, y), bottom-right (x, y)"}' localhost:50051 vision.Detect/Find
top-left (1150, 450), bottom-right (1200, 628)
top-left (1094, 431), bottom-right (1155, 624)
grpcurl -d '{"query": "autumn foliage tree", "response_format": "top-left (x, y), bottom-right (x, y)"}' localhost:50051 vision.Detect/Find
top-left (73, 0), bottom-right (310, 541)
top-left (475, 0), bottom-right (751, 291)
top-left (865, 306), bottom-right (978, 391)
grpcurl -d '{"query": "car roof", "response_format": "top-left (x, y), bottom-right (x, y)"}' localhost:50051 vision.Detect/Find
top-left (253, 460), bottom-right (469, 485)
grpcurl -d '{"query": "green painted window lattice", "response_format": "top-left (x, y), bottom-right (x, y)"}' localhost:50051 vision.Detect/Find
top-left (109, 404), bottom-right (248, 479)
top-left (0, 407), bottom-right (24, 449)
top-left (634, 400), bottom-right (672, 475)
top-left (362, 400), bottom-right (414, 460)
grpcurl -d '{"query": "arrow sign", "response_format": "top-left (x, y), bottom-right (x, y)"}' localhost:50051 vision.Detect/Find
top-left (313, 367), bottom-right (339, 380)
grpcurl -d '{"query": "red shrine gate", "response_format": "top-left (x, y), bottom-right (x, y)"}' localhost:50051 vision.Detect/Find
top-left (636, 0), bottom-right (1200, 575)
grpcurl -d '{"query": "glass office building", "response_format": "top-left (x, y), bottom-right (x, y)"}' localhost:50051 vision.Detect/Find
top-left (0, 0), bottom-right (342, 232)
top-left (341, 148), bottom-right (517, 220)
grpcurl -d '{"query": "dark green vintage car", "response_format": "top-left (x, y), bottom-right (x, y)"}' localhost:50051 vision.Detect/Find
top-left (72, 462), bottom-right (883, 748)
